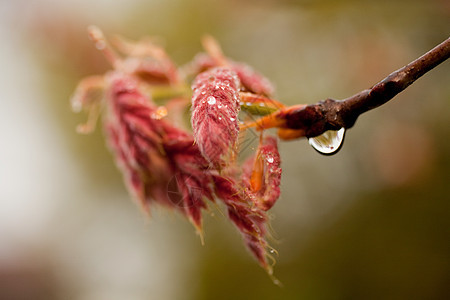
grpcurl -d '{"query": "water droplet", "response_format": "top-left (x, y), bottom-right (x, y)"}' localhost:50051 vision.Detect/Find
top-left (308, 128), bottom-right (346, 155)
top-left (207, 96), bottom-right (216, 105)
top-left (150, 106), bottom-right (168, 120)
top-left (269, 249), bottom-right (275, 253)
top-left (230, 117), bottom-right (235, 121)
top-left (266, 156), bottom-right (274, 163)
top-left (201, 91), bottom-right (206, 95)
top-left (218, 104), bottom-right (222, 109)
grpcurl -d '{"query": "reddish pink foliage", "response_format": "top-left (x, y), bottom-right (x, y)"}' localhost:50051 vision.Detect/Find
top-left (212, 174), bottom-right (270, 270)
top-left (242, 136), bottom-right (282, 211)
top-left (72, 30), bottom-right (283, 272)
top-left (191, 67), bottom-right (241, 166)
top-left (104, 72), bottom-right (212, 228)
top-left (102, 72), bottom-right (277, 269)
top-left (231, 62), bottom-right (275, 97)
top-left (184, 53), bottom-right (217, 75)
top-left (110, 35), bottom-right (180, 86)
top-left (186, 53), bottom-right (275, 96)
top-left (103, 72), bottom-right (277, 268)
top-left (126, 57), bottom-right (180, 85)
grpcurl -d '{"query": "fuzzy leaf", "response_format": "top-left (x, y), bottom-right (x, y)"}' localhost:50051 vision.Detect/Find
top-left (191, 67), bottom-right (241, 166)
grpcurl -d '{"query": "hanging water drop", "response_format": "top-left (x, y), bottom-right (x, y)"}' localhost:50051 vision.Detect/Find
top-left (207, 96), bottom-right (216, 105)
top-left (308, 128), bottom-right (346, 155)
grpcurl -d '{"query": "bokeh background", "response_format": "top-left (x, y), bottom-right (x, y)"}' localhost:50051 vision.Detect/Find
top-left (1, 0), bottom-right (449, 299)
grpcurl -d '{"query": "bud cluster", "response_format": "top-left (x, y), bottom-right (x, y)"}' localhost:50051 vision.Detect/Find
top-left (71, 28), bottom-right (283, 273)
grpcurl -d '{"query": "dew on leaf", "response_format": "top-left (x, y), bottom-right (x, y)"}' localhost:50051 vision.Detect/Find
top-left (207, 96), bottom-right (216, 105)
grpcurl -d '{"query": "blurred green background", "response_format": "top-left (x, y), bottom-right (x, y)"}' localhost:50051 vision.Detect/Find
top-left (1, 0), bottom-right (449, 299)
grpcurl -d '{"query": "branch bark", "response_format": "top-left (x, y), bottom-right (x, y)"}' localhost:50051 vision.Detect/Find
top-left (283, 37), bottom-right (450, 138)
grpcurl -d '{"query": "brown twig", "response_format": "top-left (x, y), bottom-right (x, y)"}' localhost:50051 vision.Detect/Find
top-left (283, 37), bottom-right (450, 138)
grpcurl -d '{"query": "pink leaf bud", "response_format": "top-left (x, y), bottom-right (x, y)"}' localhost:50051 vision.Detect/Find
top-left (191, 67), bottom-right (241, 167)
top-left (231, 62), bottom-right (275, 97)
top-left (242, 136), bottom-right (282, 211)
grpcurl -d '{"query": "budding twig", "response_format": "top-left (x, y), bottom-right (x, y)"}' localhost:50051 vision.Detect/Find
top-left (283, 37), bottom-right (450, 138)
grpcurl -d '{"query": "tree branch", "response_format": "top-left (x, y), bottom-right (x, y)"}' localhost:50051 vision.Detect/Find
top-left (283, 37), bottom-right (450, 138)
